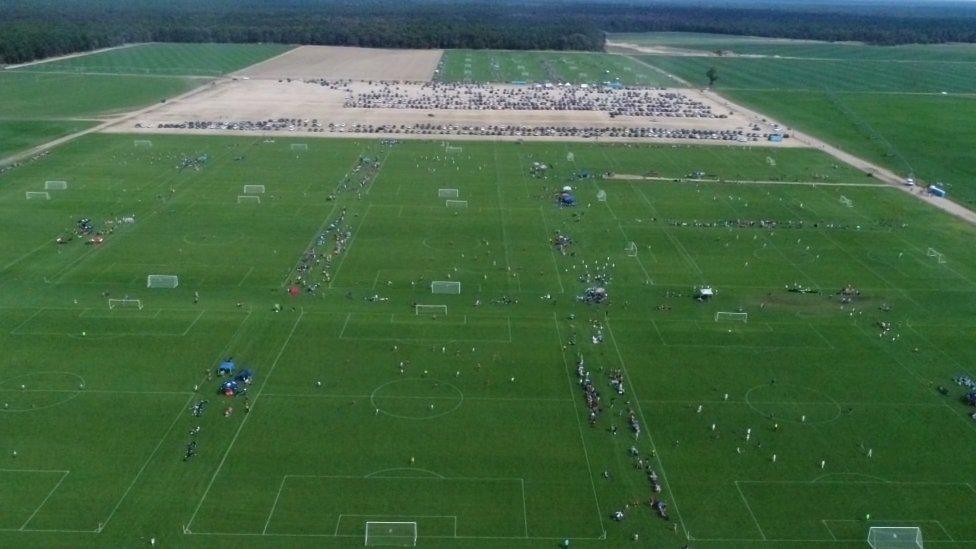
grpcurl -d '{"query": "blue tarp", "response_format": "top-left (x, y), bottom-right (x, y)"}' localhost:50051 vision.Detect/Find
top-left (218, 360), bottom-right (236, 373)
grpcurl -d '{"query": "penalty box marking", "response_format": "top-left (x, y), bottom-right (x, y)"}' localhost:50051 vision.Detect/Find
top-left (338, 312), bottom-right (513, 343)
top-left (689, 480), bottom-right (976, 543)
top-left (261, 474), bottom-right (527, 539)
top-left (823, 519), bottom-right (957, 542)
top-left (11, 309), bottom-right (205, 337)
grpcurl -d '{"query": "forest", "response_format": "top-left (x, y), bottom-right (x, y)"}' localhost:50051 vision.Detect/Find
top-left (3, 0), bottom-right (976, 65)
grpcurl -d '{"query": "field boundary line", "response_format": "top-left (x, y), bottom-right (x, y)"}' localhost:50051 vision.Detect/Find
top-left (99, 393), bottom-right (195, 532)
top-left (605, 320), bottom-right (689, 539)
top-left (537, 206), bottom-right (566, 293)
top-left (186, 310), bottom-right (304, 532)
top-left (328, 203), bottom-right (372, 288)
top-left (237, 266), bottom-right (255, 287)
top-left (262, 476), bottom-right (288, 534)
top-left (19, 470), bottom-right (70, 530)
top-left (551, 313), bottom-right (607, 539)
top-left (733, 480), bottom-right (767, 540)
top-left (181, 310), bottom-right (206, 335)
top-left (9, 307), bottom-right (45, 335)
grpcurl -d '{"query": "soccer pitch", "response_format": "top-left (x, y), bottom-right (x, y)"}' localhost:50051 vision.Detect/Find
top-left (1, 134), bottom-right (976, 547)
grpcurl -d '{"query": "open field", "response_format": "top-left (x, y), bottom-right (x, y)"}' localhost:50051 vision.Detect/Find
top-left (436, 49), bottom-right (678, 86)
top-left (236, 46), bottom-right (443, 81)
top-left (623, 39), bottom-right (976, 207)
top-left (611, 32), bottom-right (976, 62)
top-left (0, 120), bottom-right (95, 156)
top-left (1, 133), bottom-right (975, 547)
top-left (14, 42), bottom-right (294, 77)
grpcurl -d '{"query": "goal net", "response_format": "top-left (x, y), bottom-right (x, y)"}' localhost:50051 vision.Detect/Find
top-left (715, 311), bottom-right (748, 323)
top-left (416, 304), bottom-right (447, 316)
top-left (238, 195), bottom-right (261, 204)
top-left (133, 140), bottom-right (153, 148)
top-left (45, 180), bottom-right (68, 190)
top-left (926, 248), bottom-right (946, 264)
top-left (431, 281), bottom-right (461, 295)
top-left (445, 200), bottom-right (468, 209)
top-left (147, 275), bottom-right (179, 289)
top-left (868, 526), bottom-right (923, 549)
top-left (108, 298), bottom-right (143, 310)
top-left (445, 145), bottom-right (462, 153)
top-left (566, 152), bottom-right (575, 162)
top-left (438, 188), bottom-right (459, 198)
top-left (625, 242), bottom-right (638, 257)
top-left (243, 184), bottom-right (266, 194)
top-left (839, 195), bottom-right (853, 208)
top-left (26, 191), bottom-right (50, 200)
top-left (291, 143), bottom-right (308, 152)
top-left (365, 521), bottom-right (417, 546)
top-left (597, 189), bottom-right (607, 202)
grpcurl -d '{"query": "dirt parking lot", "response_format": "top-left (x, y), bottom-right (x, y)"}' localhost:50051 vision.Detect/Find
top-left (234, 45), bottom-right (443, 81)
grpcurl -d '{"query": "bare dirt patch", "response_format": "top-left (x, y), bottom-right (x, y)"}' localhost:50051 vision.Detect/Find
top-left (234, 45), bottom-right (443, 81)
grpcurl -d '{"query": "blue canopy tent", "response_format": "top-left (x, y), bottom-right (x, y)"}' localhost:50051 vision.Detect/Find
top-left (559, 192), bottom-right (576, 206)
top-left (218, 360), bottom-right (236, 375)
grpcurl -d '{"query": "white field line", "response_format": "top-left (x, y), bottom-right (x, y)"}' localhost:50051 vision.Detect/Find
top-left (99, 393), bottom-right (195, 532)
top-left (537, 206), bottom-right (566, 293)
top-left (551, 313), bottom-right (607, 539)
top-left (609, 174), bottom-right (886, 187)
top-left (262, 476), bottom-right (289, 534)
top-left (604, 320), bottom-right (690, 539)
top-left (186, 310), bottom-right (304, 531)
top-left (733, 480), bottom-right (767, 540)
top-left (328, 203), bottom-right (371, 288)
top-left (3, 43), bottom-right (147, 70)
top-left (18, 470), bottom-right (70, 530)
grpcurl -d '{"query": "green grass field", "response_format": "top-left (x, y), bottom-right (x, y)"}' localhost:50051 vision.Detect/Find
top-left (625, 39), bottom-right (976, 206)
top-left (1, 133), bottom-right (975, 548)
top-left (611, 32), bottom-right (976, 62)
top-left (437, 50), bottom-right (673, 85)
top-left (17, 43), bottom-right (294, 76)
top-left (0, 120), bottom-right (95, 156)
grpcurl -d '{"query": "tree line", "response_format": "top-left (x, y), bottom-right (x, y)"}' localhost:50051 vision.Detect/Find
top-left (2, 0), bottom-right (976, 65)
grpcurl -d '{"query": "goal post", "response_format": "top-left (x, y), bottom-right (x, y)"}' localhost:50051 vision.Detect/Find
top-left (290, 143), bottom-right (308, 152)
top-left (438, 188), bottom-right (459, 198)
top-left (44, 180), bottom-right (68, 190)
top-left (364, 521), bottom-right (417, 546)
top-left (597, 189), bottom-right (607, 202)
top-left (868, 526), bottom-right (923, 549)
top-left (715, 311), bottom-right (748, 323)
top-left (133, 139), bottom-right (153, 148)
top-left (445, 145), bottom-right (462, 153)
top-left (926, 247), bottom-right (946, 264)
top-left (147, 275), bottom-right (179, 289)
top-left (108, 298), bottom-right (143, 310)
top-left (26, 191), bottom-right (50, 200)
top-left (625, 241), bottom-right (638, 257)
top-left (238, 195), bottom-right (261, 204)
top-left (243, 184), bottom-right (266, 194)
top-left (839, 195), bottom-right (853, 208)
top-left (445, 200), bottom-right (467, 209)
top-left (415, 304), bottom-right (447, 316)
top-left (431, 281), bottom-right (461, 295)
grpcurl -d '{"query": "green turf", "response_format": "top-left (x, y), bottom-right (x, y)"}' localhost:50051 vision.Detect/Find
top-left (17, 43), bottom-right (294, 77)
top-left (611, 31), bottom-right (976, 62)
top-left (437, 49), bottom-right (675, 85)
top-left (0, 119), bottom-right (95, 157)
top-left (635, 54), bottom-right (976, 93)
top-left (1, 134), bottom-right (975, 548)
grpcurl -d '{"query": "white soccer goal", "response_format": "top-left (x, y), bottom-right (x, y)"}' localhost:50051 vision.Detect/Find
top-left (26, 191), bottom-right (50, 200)
top-left (108, 298), bottom-right (143, 310)
top-left (133, 139), bottom-right (153, 148)
top-left (243, 184), bottom-right (266, 194)
top-left (146, 275), bottom-right (179, 289)
top-left (445, 145), bottom-right (462, 153)
top-left (45, 180), bottom-right (68, 190)
top-left (597, 189), bottom-right (607, 202)
top-left (839, 195), bottom-right (853, 208)
top-left (445, 200), bottom-right (468, 209)
top-left (566, 152), bottom-right (575, 162)
top-left (625, 242), bottom-right (638, 257)
top-left (291, 143), bottom-right (308, 152)
top-left (868, 526), bottom-right (923, 549)
top-left (416, 304), bottom-right (447, 316)
top-left (431, 281), bottom-right (461, 295)
top-left (715, 311), bottom-right (748, 323)
top-left (438, 188), bottom-right (459, 198)
top-left (238, 195), bottom-right (261, 204)
top-left (926, 247), bottom-right (946, 264)
top-left (365, 521), bottom-right (417, 546)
